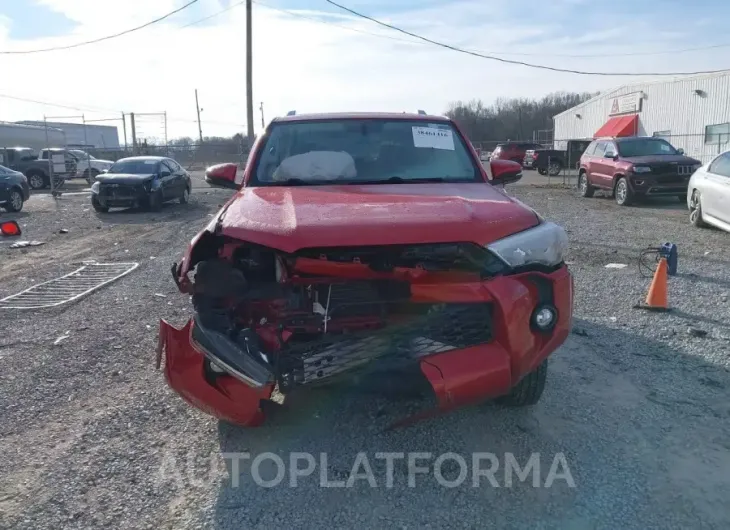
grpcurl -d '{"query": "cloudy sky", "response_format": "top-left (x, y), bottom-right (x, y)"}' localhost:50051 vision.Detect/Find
top-left (1, 0), bottom-right (729, 142)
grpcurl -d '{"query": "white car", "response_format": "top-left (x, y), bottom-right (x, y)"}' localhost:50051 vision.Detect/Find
top-left (687, 150), bottom-right (730, 233)
top-left (68, 150), bottom-right (114, 181)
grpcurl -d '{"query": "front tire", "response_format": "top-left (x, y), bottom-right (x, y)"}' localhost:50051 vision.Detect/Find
top-left (548, 161), bottom-right (562, 176)
top-left (148, 190), bottom-right (163, 212)
top-left (690, 190), bottom-right (707, 228)
top-left (91, 194), bottom-right (108, 213)
top-left (614, 177), bottom-right (634, 206)
top-left (496, 359), bottom-right (548, 406)
top-left (4, 189), bottom-right (24, 212)
top-left (538, 168), bottom-right (547, 176)
top-left (577, 171), bottom-right (594, 198)
top-left (179, 186), bottom-right (190, 204)
top-left (84, 168), bottom-right (100, 185)
top-left (26, 171), bottom-right (47, 190)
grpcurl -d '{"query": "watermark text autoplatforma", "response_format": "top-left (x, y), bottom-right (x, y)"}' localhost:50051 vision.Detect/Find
top-left (156, 451), bottom-right (576, 489)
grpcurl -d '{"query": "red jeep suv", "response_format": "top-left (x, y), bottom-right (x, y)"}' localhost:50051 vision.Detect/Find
top-left (157, 112), bottom-right (573, 429)
top-left (578, 136), bottom-right (701, 206)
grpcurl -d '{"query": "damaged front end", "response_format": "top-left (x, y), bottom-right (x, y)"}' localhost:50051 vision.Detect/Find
top-left (158, 229), bottom-right (572, 427)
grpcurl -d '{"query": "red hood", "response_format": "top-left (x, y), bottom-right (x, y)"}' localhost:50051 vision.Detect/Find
top-left (217, 183), bottom-right (539, 253)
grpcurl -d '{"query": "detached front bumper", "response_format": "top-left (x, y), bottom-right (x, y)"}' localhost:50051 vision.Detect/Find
top-left (157, 266), bottom-right (573, 427)
top-left (95, 186), bottom-right (150, 208)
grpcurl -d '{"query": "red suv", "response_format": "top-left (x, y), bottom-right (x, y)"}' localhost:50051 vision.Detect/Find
top-left (491, 142), bottom-right (544, 166)
top-left (579, 136), bottom-right (701, 206)
top-left (157, 112), bottom-right (573, 428)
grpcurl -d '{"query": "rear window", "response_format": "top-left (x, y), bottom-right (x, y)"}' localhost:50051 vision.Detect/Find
top-left (253, 119), bottom-right (480, 185)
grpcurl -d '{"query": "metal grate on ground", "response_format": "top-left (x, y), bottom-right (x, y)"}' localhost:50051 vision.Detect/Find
top-left (0, 261), bottom-right (139, 310)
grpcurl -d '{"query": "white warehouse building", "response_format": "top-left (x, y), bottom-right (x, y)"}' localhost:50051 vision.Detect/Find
top-left (553, 71), bottom-right (730, 164)
top-left (15, 120), bottom-right (121, 149)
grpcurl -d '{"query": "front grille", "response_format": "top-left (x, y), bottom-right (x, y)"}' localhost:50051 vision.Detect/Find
top-left (277, 302), bottom-right (494, 387)
top-left (650, 163), bottom-right (693, 176)
top-left (100, 183), bottom-right (141, 197)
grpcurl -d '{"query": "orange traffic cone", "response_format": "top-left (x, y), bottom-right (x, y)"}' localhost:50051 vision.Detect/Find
top-left (637, 257), bottom-right (670, 312)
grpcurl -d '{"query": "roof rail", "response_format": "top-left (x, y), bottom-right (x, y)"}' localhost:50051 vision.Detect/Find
top-left (417, 109), bottom-right (427, 115)
top-left (286, 110), bottom-right (296, 116)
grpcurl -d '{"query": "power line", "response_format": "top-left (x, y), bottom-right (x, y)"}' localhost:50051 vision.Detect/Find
top-left (0, 94), bottom-right (120, 113)
top-left (255, 0), bottom-right (730, 59)
top-left (252, 0), bottom-right (425, 46)
top-left (0, 0), bottom-right (199, 55)
top-left (324, 0), bottom-right (730, 76)
top-left (0, 93), bottom-right (244, 127)
top-left (179, 0), bottom-right (246, 29)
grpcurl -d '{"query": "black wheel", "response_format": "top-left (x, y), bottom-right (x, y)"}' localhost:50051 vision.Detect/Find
top-left (84, 168), bottom-right (100, 185)
top-left (496, 359), bottom-right (548, 406)
top-left (548, 161), bottom-right (562, 176)
top-left (538, 168), bottom-right (547, 176)
top-left (91, 195), bottom-right (109, 213)
top-left (614, 177), bottom-right (634, 206)
top-left (26, 171), bottom-right (47, 190)
top-left (577, 171), bottom-right (594, 198)
top-left (148, 190), bottom-right (163, 212)
top-left (179, 186), bottom-right (190, 204)
top-left (689, 190), bottom-right (707, 228)
top-left (4, 189), bottom-right (24, 212)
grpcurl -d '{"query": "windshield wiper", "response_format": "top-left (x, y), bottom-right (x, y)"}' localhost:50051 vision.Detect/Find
top-left (344, 176), bottom-right (447, 185)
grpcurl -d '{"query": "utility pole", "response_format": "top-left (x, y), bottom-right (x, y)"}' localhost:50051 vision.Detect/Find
top-left (195, 89), bottom-right (204, 144)
top-left (259, 102), bottom-right (265, 129)
top-left (130, 112), bottom-right (138, 155)
top-left (246, 0), bottom-right (254, 141)
top-left (121, 112), bottom-right (128, 151)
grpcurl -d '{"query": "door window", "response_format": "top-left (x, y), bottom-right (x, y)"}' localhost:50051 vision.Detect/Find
top-left (708, 152), bottom-right (730, 177)
top-left (593, 141), bottom-right (608, 157)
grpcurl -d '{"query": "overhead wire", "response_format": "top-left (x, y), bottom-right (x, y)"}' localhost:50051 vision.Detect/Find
top-left (323, 0), bottom-right (730, 76)
top-left (253, 0), bottom-right (730, 59)
top-left (0, 0), bottom-right (200, 55)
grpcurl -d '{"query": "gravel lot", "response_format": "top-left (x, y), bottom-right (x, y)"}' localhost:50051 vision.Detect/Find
top-left (1, 176), bottom-right (729, 530)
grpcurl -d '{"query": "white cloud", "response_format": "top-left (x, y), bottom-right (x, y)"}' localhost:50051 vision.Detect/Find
top-left (0, 0), bottom-right (727, 141)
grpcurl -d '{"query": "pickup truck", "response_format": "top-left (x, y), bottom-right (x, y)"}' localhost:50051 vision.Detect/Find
top-left (40, 148), bottom-right (114, 183)
top-left (0, 147), bottom-right (76, 190)
top-left (0, 147), bottom-right (77, 190)
top-left (524, 139), bottom-right (592, 176)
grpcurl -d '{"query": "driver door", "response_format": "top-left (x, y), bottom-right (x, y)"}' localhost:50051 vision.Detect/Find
top-left (159, 160), bottom-right (176, 201)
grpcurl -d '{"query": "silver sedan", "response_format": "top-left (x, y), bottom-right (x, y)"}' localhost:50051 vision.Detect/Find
top-left (687, 150), bottom-right (730, 233)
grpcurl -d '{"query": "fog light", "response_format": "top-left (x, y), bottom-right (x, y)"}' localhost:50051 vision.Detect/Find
top-left (532, 305), bottom-right (557, 332)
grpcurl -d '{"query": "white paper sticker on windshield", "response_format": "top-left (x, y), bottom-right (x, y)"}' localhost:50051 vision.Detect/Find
top-left (144, 160), bottom-right (157, 164)
top-left (412, 126), bottom-right (454, 150)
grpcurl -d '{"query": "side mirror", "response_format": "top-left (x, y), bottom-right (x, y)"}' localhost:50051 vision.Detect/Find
top-left (489, 159), bottom-right (522, 186)
top-left (677, 148), bottom-right (685, 155)
top-left (604, 151), bottom-right (616, 159)
top-left (1, 220), bottom-right (22, 237)
top-left (205, 162), bottom-right (241, 190)
top-left (159, 170), bottom-right (172, 178)
top-left (101, 169), bottom-right (109, 174)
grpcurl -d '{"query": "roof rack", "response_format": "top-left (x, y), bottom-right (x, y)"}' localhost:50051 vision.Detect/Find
top-left (417, 109), bottom-right (427, 115)
top-left (286, 110), bottom-right (296, 116)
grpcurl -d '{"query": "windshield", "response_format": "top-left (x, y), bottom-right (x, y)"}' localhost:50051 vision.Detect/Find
top-left (618, 138), bottom-right (678, 157)
top-left (108, 159), bottom-right (160, 174)
top-left (252, 119), bottom-right (480, 185)
top-left (71, 150), bottom-right (94, 160)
